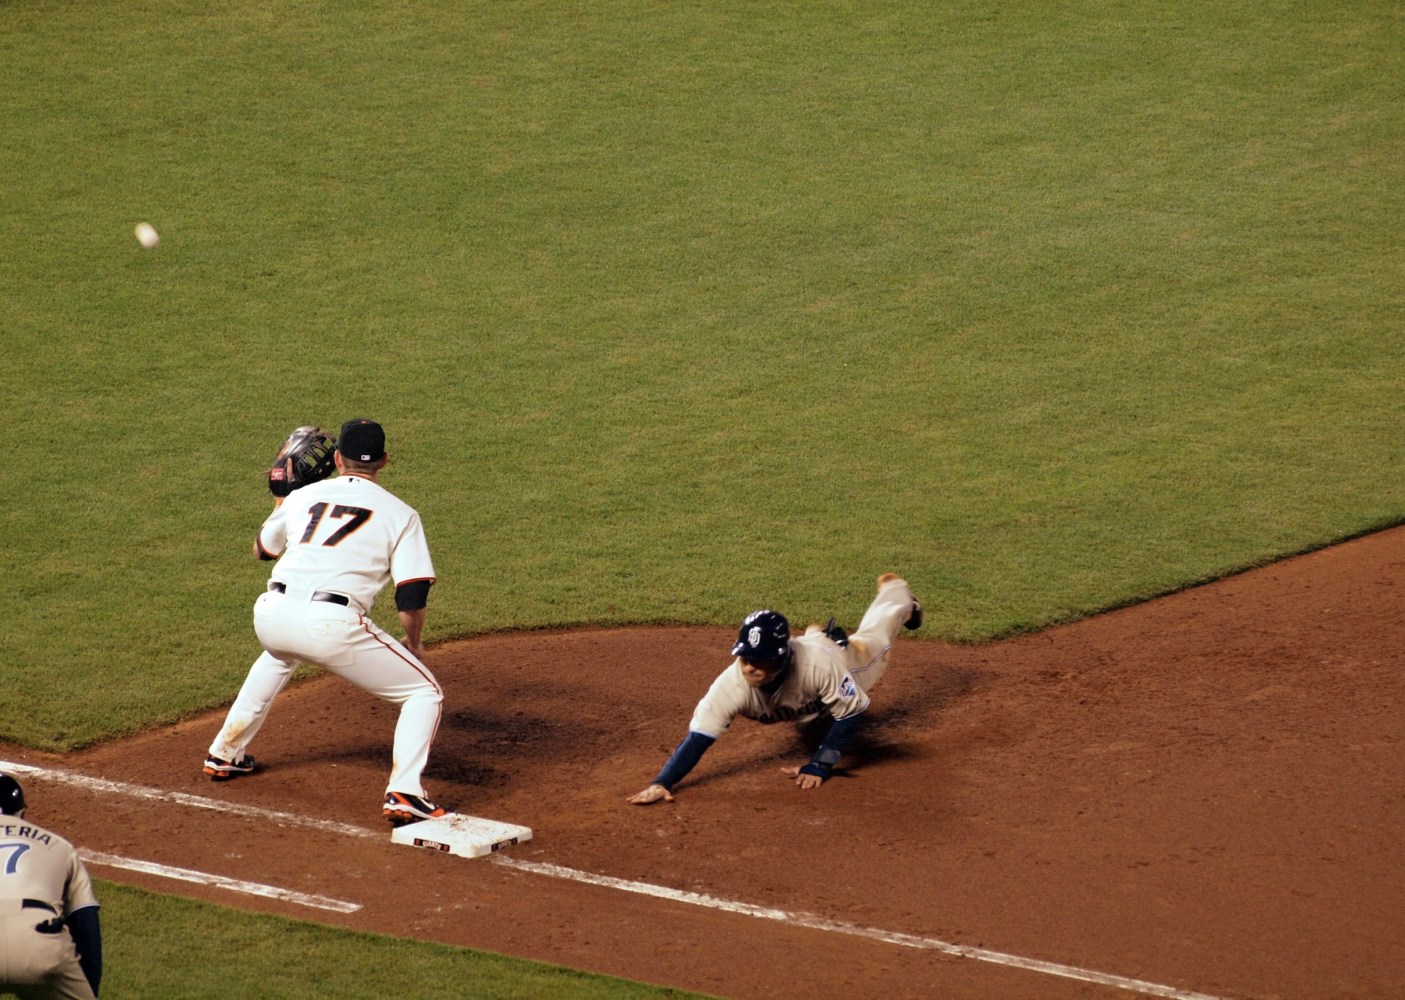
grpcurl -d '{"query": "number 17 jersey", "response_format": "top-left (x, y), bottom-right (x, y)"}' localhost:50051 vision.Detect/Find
top-left (258, 473), bottom-right (436, 613)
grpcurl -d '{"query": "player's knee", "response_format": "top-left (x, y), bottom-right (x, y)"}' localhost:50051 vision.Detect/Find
top-left (416, 685), bottom-right (444, 707)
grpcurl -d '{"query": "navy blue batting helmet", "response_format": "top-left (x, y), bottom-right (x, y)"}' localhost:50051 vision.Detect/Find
top-left (0, 773), bottom-right (25, 816)
top-left (732, 609), bottom-right (790, 661)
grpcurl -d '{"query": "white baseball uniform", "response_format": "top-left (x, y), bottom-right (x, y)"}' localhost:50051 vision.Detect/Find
top-left (0, 818), bottom-right (99, 1000)
top-left (209, 472), bottom-right (443, 797)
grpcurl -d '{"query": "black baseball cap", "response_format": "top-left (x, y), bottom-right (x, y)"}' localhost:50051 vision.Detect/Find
top-left (337, 419), bottom-right (385, 462)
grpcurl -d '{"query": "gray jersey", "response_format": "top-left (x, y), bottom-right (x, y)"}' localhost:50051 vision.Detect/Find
top-left (0, 818), bottom-right (99, 998)
top-left (687, 574), bottom-right (918, 738)
top-left (688, 629), bottom-right (870, 737)
top-left (0, 820), bottom-right (97, 917)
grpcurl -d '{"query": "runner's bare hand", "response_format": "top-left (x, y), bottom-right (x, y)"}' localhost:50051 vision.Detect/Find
top-left (627, 783), bottom-right (674, 805)
top-left (781, 765), bottom-right (824, 790)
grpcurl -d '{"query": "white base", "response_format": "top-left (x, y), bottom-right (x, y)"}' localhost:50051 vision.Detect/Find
top-left (390, 812), bottom-right (533, 858)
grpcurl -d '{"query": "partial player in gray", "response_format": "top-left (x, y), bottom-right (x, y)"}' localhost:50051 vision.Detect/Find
top-left (0, 773), bottom-right (102, 1000)
top-left (205, 419), bottom-right (449, 826)
top-left (628, 573), bottom-right (922, 803)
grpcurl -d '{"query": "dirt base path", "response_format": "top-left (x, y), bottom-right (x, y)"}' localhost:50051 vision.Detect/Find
top-left (8, 529), bottom-right (1404, 998)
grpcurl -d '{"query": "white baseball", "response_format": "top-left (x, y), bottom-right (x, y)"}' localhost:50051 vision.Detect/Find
top-left (135, 222), bottom-right (160, 248)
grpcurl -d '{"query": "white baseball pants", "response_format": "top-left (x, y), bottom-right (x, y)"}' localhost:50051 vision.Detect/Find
top-left (209, 587), bottom-right (443, 797)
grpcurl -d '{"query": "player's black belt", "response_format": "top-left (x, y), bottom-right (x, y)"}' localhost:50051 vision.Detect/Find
top-left (268, 582), bottom-right (350, 606)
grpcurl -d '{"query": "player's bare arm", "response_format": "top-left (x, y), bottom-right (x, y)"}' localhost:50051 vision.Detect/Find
top-left (398, 609), bottom-right (426, 658)
top-left (395, 578), bottom-right (433, 659)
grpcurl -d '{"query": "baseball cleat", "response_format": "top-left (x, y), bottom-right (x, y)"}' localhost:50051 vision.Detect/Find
top-left (203, 754), bottom-right (256, 781)
top-left (384, 791), bottom-right (448, 826)
top-left (904, 598), bottom-right (923, 631)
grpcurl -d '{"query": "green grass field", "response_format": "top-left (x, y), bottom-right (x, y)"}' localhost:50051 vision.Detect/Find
top-left (95, 880), bottom-right (711, 999)
top-left (2, 1), bottom-right (1401, 997)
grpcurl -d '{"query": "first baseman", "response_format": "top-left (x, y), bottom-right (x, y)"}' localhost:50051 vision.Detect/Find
top-left (205, 419), bottom-right (449, 825)
top-left (628, 573), bottom-right (922, 803)
top-left (0, 773), bottom-right (102, 1000)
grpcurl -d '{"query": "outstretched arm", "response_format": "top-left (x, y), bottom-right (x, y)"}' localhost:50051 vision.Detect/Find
top-left (628, 731), bottom-right (716, 804)
top-left (782, 712), bottom-right (864, 790)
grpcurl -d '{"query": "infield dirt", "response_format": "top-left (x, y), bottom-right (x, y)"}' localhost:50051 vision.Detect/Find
top-left (9, 527), bottom-right (1404, 998)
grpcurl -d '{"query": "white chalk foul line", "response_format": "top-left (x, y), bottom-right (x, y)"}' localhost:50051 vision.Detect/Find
top-left (5, 760), bottom-right (1227, 1000)
top-left (80, 850), bottom-right (360, 913)
top-left (492, 859), bottom-right (1225, 1000)
top-left (1, 760), bottom-right (374, 914)
top-left (0, 760), bottom-right (378, 840)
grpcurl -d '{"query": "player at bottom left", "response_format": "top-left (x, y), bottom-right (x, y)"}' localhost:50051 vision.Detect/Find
top-left (0, 772), bottom-right (103, 1000)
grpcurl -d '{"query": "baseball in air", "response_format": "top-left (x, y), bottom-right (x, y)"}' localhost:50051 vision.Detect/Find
top-left (135, 222), bottom-right (160, 248)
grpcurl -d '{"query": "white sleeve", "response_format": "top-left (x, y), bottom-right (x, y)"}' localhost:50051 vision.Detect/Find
top-left (390, 512), bottom-right (436, 585)
top-left (257, 503), bottom-right (290, 558)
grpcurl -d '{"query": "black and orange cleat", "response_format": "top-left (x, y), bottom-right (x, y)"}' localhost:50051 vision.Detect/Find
top-left (203, 754), bottom-right (256, 781)
top-left (384, 791), bottom-right (448, 826)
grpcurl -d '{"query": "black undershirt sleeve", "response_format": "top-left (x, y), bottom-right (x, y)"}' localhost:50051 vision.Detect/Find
top-left (799, 711), bottom-right (865, 781)
top-left (653, 731), bottom-right (717, 789)
top-left (67, 905), bottom-right (102, 996)
top-left (395, 579), bottom-right (432, 612)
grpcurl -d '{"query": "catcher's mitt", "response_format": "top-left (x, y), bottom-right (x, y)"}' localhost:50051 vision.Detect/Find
top-left (268, 426), bottom-right (336, 498)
